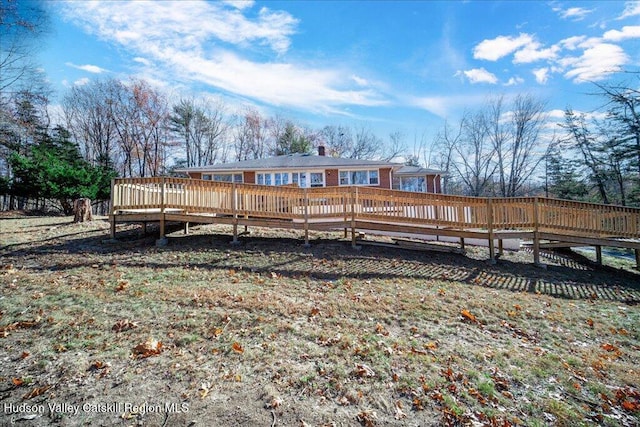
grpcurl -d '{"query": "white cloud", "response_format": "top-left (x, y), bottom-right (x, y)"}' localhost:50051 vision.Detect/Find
top-left (223, 0), bottom-right (255, 10)
top-left (350, 75), bottom-right (369, 87)
top-left (133, 57), bottom-right (151, 66)
top-left (504, 76), bottom-right (524, 86)
top-left (603, 25), bottom-right (640, 41)
top-left (533, 68), bottom-right (550, 84)
top-left (562, 43), bottom-right (629, 82)
top-left (458, 68), bottom-right (498, 84)
top-left (559, 36), bottom-right (588, 50)
top-left (63, 1), bottom-right (298, 55)
top-left (74, 77), bottom-right (90, 86)
top-left (473, 33), bottom-right (534, 61)
top-left (408, 94), bottom-right (489, 118)
top-left (553, 6), bottom-right (593, 21)
top-left (618, 1), bottom-right (640, 19)
top-left (59, 1), bottom-right (387, 114)
top-left (513, 42), bottom-right (560, 63)
top-left (66, 62), bottom-right (107, 73)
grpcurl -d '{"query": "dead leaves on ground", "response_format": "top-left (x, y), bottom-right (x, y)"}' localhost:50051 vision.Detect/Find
top-left (22, 385), bottom-right (52, 400)
top-left (112, 319), bottom-right (137, 333)
top-left (460, 309), bottom-right (482, 327)
top-left (231, 342), bottom-right (244, 354)
top-left (0, 318), bottom-right (41, 338)
top-left (132, 339), bottom-right (163, 359)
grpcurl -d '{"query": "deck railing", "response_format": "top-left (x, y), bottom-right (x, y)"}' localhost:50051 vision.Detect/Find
top-left (111, 177), bottom-right (640, 240)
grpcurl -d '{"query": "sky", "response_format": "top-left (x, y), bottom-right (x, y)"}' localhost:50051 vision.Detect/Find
top-left (38, 0), bottom-right (640, 156)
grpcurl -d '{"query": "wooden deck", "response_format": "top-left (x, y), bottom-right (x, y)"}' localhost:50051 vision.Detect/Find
top-left (109, 177), bottom-right (640, 267)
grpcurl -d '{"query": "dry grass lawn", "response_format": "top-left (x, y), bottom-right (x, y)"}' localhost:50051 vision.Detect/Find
top-left (0, 214), bottom-right (639, 426)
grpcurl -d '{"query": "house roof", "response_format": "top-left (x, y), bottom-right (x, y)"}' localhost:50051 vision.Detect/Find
top-left (175, 153), bottom-right (404, 173)
top-left (395, 165), bottom-right (445, 176)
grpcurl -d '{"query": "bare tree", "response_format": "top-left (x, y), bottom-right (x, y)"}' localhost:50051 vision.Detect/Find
top-left (351, 126), bottom-right (382, 159)
top-left (233, 108), bottom-right (271, 161)
top-left (383, 130), bottom-right (406, 162)
top-left (62, 79), bottom-right (118, 169)
top-left (0, 0), bottom-right (50, 93)
top-left (170, 97), bottom-right (230, 167)
top-left (432, 120), bottom-right (464, 194)
top-left (452, 111), bottom-right (497, 196)
top-left (560, 109), bottom-right (610, 204)
top-left (487, 94), bottom-right (549, 197)
top-left (320, 125), bottom-right (352, 157)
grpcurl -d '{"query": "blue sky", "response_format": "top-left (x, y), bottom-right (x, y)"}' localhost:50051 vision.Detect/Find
top-left (40, 0), bottom-right (640, 150)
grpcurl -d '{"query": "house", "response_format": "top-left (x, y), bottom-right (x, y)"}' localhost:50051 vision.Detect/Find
top-left (176, 147), bottom-right (444, 193)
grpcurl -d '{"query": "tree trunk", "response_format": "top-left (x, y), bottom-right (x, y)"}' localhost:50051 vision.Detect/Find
top-left (73, 198), bottom-right (93, 222)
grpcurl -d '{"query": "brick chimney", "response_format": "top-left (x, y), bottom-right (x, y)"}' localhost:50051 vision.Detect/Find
top-left (318, 145), bottom-right (326, 156)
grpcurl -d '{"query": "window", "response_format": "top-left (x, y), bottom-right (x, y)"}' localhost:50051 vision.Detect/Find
top-left (264, 174), bottom-right (272, 185)
top-left (209, 173), bottom-right (243, 183)
top-left (339, 171), bottom-right (349, 185)
top-left (202, 174), bottom-right (212, 180)
top-left (274, 173), bottom-right (289, 186)
top-left (339, 169), bottom-right (380, 186)
top-left (400, 177), bottom-right (426, 192)
top-left (369, 170), bottom-right (379, 185)
top-left (257, 174), bottom-right (264, 185)
top-left (292, 172), bottom-right (307, 188)
top-left (310, 172), bottom-right (324, 187)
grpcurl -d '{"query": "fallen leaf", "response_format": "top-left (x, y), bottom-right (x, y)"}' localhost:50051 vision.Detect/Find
top-left (354, 363), bottom-right (375, 378)
top-left (132, 339), bottom-right (163, 358)
top-left (461, 309), bottom-right (481, 325)
top-left (394, 401), bottom-right (406, 419)
top-left (199, 382), bottom-right (211, 399)
top-left (114, 281), bottom-right (129, 292)
top-left (22, 385), bottom-right (51, 400)
top-left (375, 323), bottom-right (389, 336)
top-left (601, 343), bottom-right (619, 352)
top-left (12, 378), bottom-right (24, 387)
top-left (355, 409), bottom-right (377, 427)
top-left (231, 342), bottom-right (244, 354)
top-left (586, 318), bottom-right (594, 328)
top-left (112, 319), bottom-right (137, 333)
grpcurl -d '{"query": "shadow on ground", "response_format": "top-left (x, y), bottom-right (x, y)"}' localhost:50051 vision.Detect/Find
top-left (2, 221), bottom-right (639, 304)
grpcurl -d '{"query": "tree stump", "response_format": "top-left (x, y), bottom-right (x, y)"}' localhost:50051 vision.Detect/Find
top-left (73, 198), bottom-right (93, 222)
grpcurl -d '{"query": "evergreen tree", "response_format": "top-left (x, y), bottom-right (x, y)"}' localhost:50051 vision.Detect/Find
top-left (9, 125), bottom-right (116, 214)
top-left (274, 122), bottom-right (311, 155)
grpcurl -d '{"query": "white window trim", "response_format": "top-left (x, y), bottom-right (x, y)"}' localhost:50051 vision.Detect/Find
top-left (256, 171), bottom-right (325, 188)
top-left (338, 169), bottom-right (380, 186)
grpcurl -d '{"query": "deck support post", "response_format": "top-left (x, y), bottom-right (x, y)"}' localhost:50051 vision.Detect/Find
top-left (635, 248), bottom-right (640, 270)
top-left (142, 222), bottom-right (147, 235)
top-left (303, 188), bottom-right (310, 247)
top-left (109, 179), bottom-right (116, 239)
top-left (595, 245), bottom-right (602, 265)
top-left (533, 197), bottom-right (542, 266)
top-left (351, 187), bottom-right (358, 248)
top-left (109, 215), bottom-right (116, 239)
top-left (184, 222), bottom-right (189, 235)
top-left (460, 237), bottom-right (465, 251)
top-left (487, 198), bottom-right (496, 264)
top-left (498, 239), bottom-right (504, 255)
top-left (231, 182), bottom-right (239, 244)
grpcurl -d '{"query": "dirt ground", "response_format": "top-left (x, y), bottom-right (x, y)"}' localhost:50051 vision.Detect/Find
top-left (1, 213), bottom-right (639, 426)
